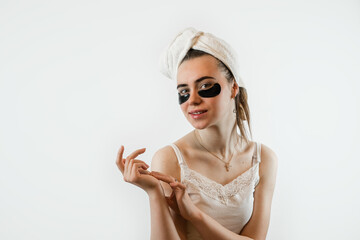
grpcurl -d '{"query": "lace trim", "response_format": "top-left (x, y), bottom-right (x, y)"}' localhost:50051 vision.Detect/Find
top-left (181, 163), bottom-right (259, 205)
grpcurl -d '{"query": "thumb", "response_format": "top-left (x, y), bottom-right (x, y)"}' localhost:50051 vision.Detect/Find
top-left (170, 181), bottom-right (186, 191)
top-left (170, 184), bottom-right (185, 198)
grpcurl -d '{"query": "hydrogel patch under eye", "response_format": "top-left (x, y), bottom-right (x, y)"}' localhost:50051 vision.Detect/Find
top-left (178, 93), bottom-right (190, 104)
top-left (198, 83), bottom-right (221, 98)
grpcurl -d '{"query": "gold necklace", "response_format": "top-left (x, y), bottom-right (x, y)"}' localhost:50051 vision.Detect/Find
top-left (194, 130), bottom-right (240, 172)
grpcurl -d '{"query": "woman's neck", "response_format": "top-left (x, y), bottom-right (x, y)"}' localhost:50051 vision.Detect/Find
top-left (194, 121), bottom-right (243, 159)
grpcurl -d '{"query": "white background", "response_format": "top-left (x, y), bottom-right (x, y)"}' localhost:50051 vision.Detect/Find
top-left (1, 0), bottom-right (359, 239)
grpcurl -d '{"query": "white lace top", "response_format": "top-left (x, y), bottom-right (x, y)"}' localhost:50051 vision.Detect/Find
top-left (169, 142), bottom-right (261, 240)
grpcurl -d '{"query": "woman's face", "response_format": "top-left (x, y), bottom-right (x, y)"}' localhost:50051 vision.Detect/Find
top-left (176, 54), bottom-right (237, 129)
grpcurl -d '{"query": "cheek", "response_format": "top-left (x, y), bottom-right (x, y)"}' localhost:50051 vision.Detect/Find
top-left (209, 98), bottom-right (222, 112)
top-left (210, 93), bottom-right (229, 114)
top-left (180, 103), bottom-right (188, 114)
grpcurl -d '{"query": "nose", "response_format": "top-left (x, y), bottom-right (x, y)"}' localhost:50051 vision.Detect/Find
top-left (188, 90), bottom-right (202, 105)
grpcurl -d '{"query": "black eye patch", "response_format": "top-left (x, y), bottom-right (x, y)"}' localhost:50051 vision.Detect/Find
top-left (178, 83), bottom-right (221, 105)
top-left (178, 93), bottom-right (190, 105)
top-left (198, 83), bottom-right (221, 98)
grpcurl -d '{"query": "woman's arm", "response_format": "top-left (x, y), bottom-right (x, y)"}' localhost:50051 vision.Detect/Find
top-left (150, 146), bottom-right (188, 240)
top-left (147, 185), bottom-right (181, 240)
top-left (190, 211), bottom-right (254, 240)
top-left (239, 144), bottom-right (278, 240)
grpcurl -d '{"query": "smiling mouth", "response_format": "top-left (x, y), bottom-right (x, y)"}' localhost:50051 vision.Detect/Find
top-left (189, 109), bottom-right (207, 114)
top-left (189, 110), bottom-right (208, 119)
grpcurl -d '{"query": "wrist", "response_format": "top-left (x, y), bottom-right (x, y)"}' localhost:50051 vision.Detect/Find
top-left (146, 182), bottom-right (164, 198)
top-left (189, 207), bottom-right (203, 223)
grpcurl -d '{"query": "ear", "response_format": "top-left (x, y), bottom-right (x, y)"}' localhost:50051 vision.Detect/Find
top-left (231, 80), bottom-right (239, 99)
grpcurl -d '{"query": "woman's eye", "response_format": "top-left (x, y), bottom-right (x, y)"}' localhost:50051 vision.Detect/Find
top-left (201, 83), bottom-right (211, 89)
top-left (179, 89), bottom-right (188, 95)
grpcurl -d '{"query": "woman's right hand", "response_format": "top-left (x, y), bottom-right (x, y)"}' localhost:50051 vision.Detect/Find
top-left (150, 171), bottom-right (202, 221)
top-left (115, 145), bottom-right (162, 194)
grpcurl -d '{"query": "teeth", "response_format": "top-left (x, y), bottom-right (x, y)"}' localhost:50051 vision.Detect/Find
top-left (193, 111), bottom-right (204, 114)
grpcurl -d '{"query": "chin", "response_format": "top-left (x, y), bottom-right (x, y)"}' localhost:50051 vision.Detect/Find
top-left (189, 120), bottom-right (210, 130)
top-left (193, 125), bottom-right (207, 130)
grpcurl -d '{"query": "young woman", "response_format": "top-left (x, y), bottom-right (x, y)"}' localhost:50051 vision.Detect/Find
top-left (116, 27), bottom-right (278, 240)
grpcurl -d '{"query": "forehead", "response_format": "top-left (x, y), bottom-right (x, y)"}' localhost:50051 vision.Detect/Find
top-left (176, 55), bottom-right (221, 85)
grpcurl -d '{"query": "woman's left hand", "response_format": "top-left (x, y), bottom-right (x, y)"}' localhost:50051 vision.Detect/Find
top-left (150, 171), bottom-right (202, 221)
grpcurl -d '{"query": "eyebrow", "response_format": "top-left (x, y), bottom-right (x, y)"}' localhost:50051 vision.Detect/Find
top-left (177, 76), bottom-right (216, 89)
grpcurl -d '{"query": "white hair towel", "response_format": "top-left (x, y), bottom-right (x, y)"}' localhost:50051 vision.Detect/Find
top-left (159, 27), bottom-right (245, 88)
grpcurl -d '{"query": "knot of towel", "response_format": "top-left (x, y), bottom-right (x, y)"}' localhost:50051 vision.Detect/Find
top-left (159, 27), bottom-right (245, 88)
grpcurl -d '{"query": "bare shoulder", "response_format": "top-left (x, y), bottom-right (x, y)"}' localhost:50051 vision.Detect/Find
top-left (151, 145), bottom-right (180, 175)
top-left (151, 132), bottom-right (192, 177)
top-left (259, 143), bottom-right (278, 186)
top-left (150, 144), bottom-right (181, 196)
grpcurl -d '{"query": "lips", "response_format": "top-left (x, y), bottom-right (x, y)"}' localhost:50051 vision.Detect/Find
top-left (189, 109), bottom-right (208, 119)
top-left (189, 109), bottom-right (207, 114)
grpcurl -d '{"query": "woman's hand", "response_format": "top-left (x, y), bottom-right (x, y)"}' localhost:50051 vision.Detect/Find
top-left (116, 145), bottom-right (161, 194)
top-left (150, 171), bottom-right (202, 221)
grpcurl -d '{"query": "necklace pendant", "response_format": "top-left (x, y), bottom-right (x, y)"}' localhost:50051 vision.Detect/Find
top-left (225, 163), bottom-right (231, 172)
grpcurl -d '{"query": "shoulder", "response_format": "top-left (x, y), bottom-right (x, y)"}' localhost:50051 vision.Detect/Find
top-left (258, 143), bottom-right (278, 187)
top-left (151, 132), bottom-right (193, 174)
top-left (150, 144), bottom-right (181, 195)
top-left (151, 145), bottom-right (179, 174)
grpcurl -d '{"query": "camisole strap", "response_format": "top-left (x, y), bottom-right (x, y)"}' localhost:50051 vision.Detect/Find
top-left (256, 142), bottom-right (262, 164)
top-left (169, 143), bottom-right (187, 167)
top-left (251, 142), bottom-right (257, 166)
top-left (251, 142), bottom-right (262, 166)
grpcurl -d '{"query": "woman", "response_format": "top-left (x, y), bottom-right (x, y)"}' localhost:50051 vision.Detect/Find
top-left (116, 27), bottom-right (278, 240)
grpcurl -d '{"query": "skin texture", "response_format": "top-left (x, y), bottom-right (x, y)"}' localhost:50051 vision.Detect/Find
top-left (116, 54), bottom-right (278, 240)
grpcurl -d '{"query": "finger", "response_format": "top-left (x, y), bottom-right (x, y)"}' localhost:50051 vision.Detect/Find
top-left (169, 181), bottom-right (186, 190)
top-left (132, 162), bottom-right (149, 174)
top-left (124, 158), bottom-right (148, 176)
top-left (139, 169), bottom-right (150, 174)
top-left (125, 147), bottom-right (147, 162)
top-left (132, 159), bottom-right (149, 168)
top-left (124, 158), bottom-right (134, 178)
top-left (133, 160), bottom-right (149, 170)
top-left (131, 162), bottom-right (149, 178)
top-left (116, 145), bottom-right (125, 172)
top-left (124, 158), bottom-right (150, 168)
top-left (150, 171), bottom-right (176, 183)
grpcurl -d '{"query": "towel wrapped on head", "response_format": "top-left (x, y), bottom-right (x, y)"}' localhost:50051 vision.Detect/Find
top-left (159, 27), bottom-right (245, 88)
